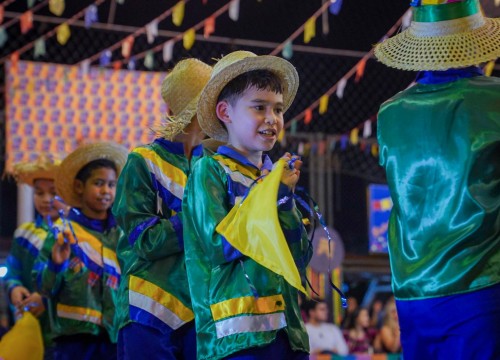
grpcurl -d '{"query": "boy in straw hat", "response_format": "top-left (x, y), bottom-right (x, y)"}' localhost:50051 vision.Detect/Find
top-left (6, 156), bottom-right (62, 358)
top-left (374, 0), bottom-right (500, 358)
top-left (182, 51), bottom-right (311, 360)
top-left (33, 141), bottom-right (127, 359)
top-left (111, 58), bottom-right (212, 360)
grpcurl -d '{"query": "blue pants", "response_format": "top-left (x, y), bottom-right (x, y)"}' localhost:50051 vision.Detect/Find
top-left (118, 322), bottom-right (196, 360)
top-left (54, 334), bottom-right (117, 360)
top-left (397, 283), bottom-right (500, 360)
top-left (224, 331), bottom-right (309, 360)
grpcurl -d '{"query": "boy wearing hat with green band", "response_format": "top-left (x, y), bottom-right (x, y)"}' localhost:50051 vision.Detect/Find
top-left (33, 141), bottom-right (127, 360)
top-left (375, 0), bottom-right (500, 358)
top-left (112, 58), bottom-right (212, 360)
top-left (182, 51), bottom-right (311, 360)
top-left (6, 156), bottom-right (61, 358)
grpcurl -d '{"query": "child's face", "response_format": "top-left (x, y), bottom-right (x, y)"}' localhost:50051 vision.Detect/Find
top-left (219, 86), bottom-right (284, 155)
top-left (33, 179), bottom-right (59, 220)
top-left (75, 167), bottom-right (117, 219)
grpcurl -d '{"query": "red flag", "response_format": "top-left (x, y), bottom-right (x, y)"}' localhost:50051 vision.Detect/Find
top-left (355, 58), bottom-right (367, 83)
top-left (113, 61), bottom-right (121, 70)
top-left (204, 16), bottom-right (215, 38)
top-left (0, 6), bottom-right (4, 25)
top-left (20, 11), bottom-right (34, 34)
top-left (304, 108), bottom-right (313, 125)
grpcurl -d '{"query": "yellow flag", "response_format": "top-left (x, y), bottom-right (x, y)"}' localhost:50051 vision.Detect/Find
top-left (319, 94), bottom-right (329, 114)
top-left (484, 61), bottom-right (495, 77)
top-left (277, 128), bottom-right (285, 143)
top-left (49, 0), bottom-right (65, 16)
top-left (56, 23), bottom-right (71, 45)
top-left (216, 159), bottom-right (307, 294)
top-left (350, 127), bottom-right (359, 145)
top-left (304, 17), bottom-right (316, 44)
top-left (172, 0), bottom-right (185, 26)
top-left (183, 28), bottom-right (195, 50)
top-left (0, 312), bottom-right (43, 360)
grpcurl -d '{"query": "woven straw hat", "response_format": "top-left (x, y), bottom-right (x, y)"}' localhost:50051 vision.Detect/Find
top-left (197, 51), bottom-right (299, 142)
top-left (158, 58), bottom-right (212, 140)
top-left (375, 0), bottom-right (500, 71)
top-left (56, 141), bottom-right (128, 207)
top-left (11, 155), bottom-right (60, 186)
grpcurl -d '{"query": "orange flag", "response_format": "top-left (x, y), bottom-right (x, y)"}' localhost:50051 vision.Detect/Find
top-left (20, 11), bottom-right (34, 34)
top-left (121, 36), bottom-right (134, 58)
top-left (304, 108), bottom-right (313, 125)
top-left (355, 58), bottom-right (367, 83)
top-left (204, 16), bottom-right (215, 38)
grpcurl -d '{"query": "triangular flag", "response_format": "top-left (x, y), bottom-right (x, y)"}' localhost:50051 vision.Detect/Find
top-left (216, 159), bottom-right (307, 294)
top-left (20, 11), bottom-right (34, 34)
top-left (80, 59), bottom-right (90, 76)
top-left (128, 57), bottom-right (136, 70)
top-left (304, 17), bottom-right (316, 44)
top-left (11, 52), bottom-right (19, 68)
top-left (146, 20), bottom-right (158, 44)
top-left (304, 108), bottom-right (313, 125)
top-left (27, 0), bottom-right (36, 8)
top-left (99, 49), bottom-right (112, 66)
top-left (329, 0), bottom-right (343, 15)
top-left (0, 6), bottom-right (4, 25)
top-left (49, 0), bottom-right (65, 16)
top-left (84, 5), bottom-right (98, 29)
top-left (0, 27), bottom-right (7, 48)
top-left (336, 78), bottom-right (347, 99)
top-left (144, 51), bottom-right (154, 69)
top-left (34, 38), bottom-right (46, 58)
top-left (113, 61), bottom-right (121, 70)
top-left (355, 58), bottom-right (367, 83)
top-left (319, 94), bottom-right (329, 114)
top-left (163, 40), bottom-right (174, 63)
top-left (402, 9), bottom-right (412, 30)
top-left (484, 61), bottom-right (495, 77)
top-left (172, 1), bottom-right (185, 27)
top-left (121, 35), bottom-right (134, 58)
top-left (282, 41), bottom-right (293, 60)
top-left (183, 28), bottom-right (195, 50)
top-left (322, 7), bottom-right (329, 35)
top-left (56, 23), bottom-right (71, 45)
top-left (204, 16), bottom-right (215, 38)
top-left (350, 128), bottom-right (359, 145)
top-left (290, 119), bottom-right (297, 135)
top-left (340, 135), bottom-right (348, 150)
top-left (229, 0), bottom-right (240, 21)
top-left (371, 144), bottom-right (379, 157)
top-left (363, 120), bottom-right (372, 138)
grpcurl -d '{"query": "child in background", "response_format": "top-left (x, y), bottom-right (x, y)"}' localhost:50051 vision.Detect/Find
top-left (183, 51), bottom-right (311, 360)
top-left (33, 142), bottom-right (127, 360)
top-left (112, 58), bottom-right (212, 360)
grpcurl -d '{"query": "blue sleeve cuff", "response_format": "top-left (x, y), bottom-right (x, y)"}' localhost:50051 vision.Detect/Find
top-left (170, 214), bottom-right (184, 250)
top-left (47, 259), bottom-right (69, 273)
top-left (222, 236), bottom-right (243, 262)
top-left (129, 216), bottom-right (160, 246)
top-left (277, 183), bottom-right (294, 211)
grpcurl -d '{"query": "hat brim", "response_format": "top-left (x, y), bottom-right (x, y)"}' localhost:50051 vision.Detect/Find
top-left (56, 142), bottom-right (128, 208)
top-left (156, 95), bottom-right (199, 140)
top-left (15, 168), bottom-right (58, 187)
top-left (375, 17), bottom-right (500, 71)
top-left (197, 56), bottom-right (299, 142)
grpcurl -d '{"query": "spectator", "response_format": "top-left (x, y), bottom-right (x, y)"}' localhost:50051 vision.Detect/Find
top-left (341, 296), bottom-right (358, 329)
top-left (344, 308), bottom-right (378, 354)
top-left (370, 299), bottom-right (384, 329)
top-left (303, 299), bottom-right (348, 356)
top-left (377, 299), bottom-right (401, 353)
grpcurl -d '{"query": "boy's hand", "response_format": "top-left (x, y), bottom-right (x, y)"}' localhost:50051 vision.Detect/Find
top-left (51, 229), bottom-right (74, 265)
top-left (279, 153), bottom-right (302, 191)
top-left (10, 286), bottom-right (30, 307)
top-left (18, 292), bottom-right (45, 317)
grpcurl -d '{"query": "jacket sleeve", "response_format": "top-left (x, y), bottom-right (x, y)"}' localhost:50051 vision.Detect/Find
top-left (182, 157), bottom-right (243, 266)
top-left (112, 152), bottom-right (183, 262)
top-left (5, 237), bottom-right (27, 295)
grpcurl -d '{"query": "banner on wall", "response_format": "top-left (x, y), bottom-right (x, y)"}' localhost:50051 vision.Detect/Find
top-left (367, 184), bottom-right (393, 253)
top-left (5, 61), bottom-right (167, 171)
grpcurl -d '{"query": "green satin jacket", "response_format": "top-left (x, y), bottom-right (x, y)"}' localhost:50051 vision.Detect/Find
top-left (378, 75), bottom-right (500, 300)
top-left (6, 219), bottom-right (54, 346)
top-left (33, 209), bottom-right (122, 343)
top-left (183, 146), bottom-right (311, 360)
top-left (112, 139), bottom-right (204, 333)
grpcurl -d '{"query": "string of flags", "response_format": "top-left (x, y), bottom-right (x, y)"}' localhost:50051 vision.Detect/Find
top-left (0, 0), bottom-right (48, 36)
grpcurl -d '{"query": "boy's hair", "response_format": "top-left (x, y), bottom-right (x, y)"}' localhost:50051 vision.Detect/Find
top-left (217, 69), bottom-right (284, 106)
top-left (302, 298), bottom-right (325, 317)
top-left (75, 159), bottom-right (117, 183)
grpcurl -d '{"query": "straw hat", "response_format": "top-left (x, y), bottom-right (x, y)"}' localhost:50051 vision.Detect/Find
top-left (197, 51), bottom-right (299, 142)
top-left (56, 141), bottom-right (128, 207)
top-left (374, 0), bottom-right (500, 71)
top-left (158, 58), bottom-right (212, 140)
top-left (11, 155), bottom-right (60, 186)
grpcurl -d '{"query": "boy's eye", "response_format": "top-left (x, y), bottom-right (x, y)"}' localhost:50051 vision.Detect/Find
top-left (275, 108), bottom-right (284, 114)
top-left (254, 105), bottom-right (265, 111)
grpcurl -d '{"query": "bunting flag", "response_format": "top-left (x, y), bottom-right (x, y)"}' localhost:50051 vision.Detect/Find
top-left (99, 49), bottom-right (112, 66)
top-left (34, 38), bottom-right (46, 58)
top-left (363, 120), bottom-right (372, 138)
top-left (484, 61), bottom-right (495, 77)
top-left (355, 58), bottom-right (367, 83)
top-left (277, 128), bottom-right (285, 143)
top-left (204, 16), bottom-right (215, 38)
top-left (329, 0), bottom-right (343, 15)
top-left (228, 0), bottom-right (240, 21)
top-left (216, 159), bottom-right (307, 294)
top-left (0, 6), bottom-right (3, 25)
top-left (322, 2), bottom-right (329, 35)
top-left (304, 108), bottom-right (313, 125)
top-left (336, 78), bottom-right (347, 99)
top-left (290, 119), bottom-right (297, 134)
top-left (371, 144), bottom-right (379, 157)
top-left (20, 11), bottom-right (34, 34)
top-left (163, 40), bottom-right (174, 63)
top-left (127, 56), bottom-right (136, 70)
top-left (282, 41), bottom-right (293, 60)
top-left (144, 50), bottom-right (154, 69)
top-left (84, 5), bottom-right (98, 29)
top-left (27, 0), bottom-right (36, 8)
top-left (183, 28), bottom-right (195, 50)
top-left (121, 35), bottom-right (134, 58)
top-left (80, 59), bottom-right (90, 75)
top-left (349, 128), bottom-right (359, 145)
top-left (402, 8), bottom-right (413, 30)
top-left (49, 0), bottom-right (65, 16)
top-left (304, 17), bottom-right (316, 44)
top-left (172, 0), bottom-right (185, 26)
top-left (56, 23), bottom-right (71, 45)
top-left (146, 20), bottom-right (158, 44)
top-left (319, 94), bottom-right (329, 114)
top-left (0, 27), bottom-right (7, 48)
top-left (117, 0), bottom-right (125, 3)
top-left (113, 61), bottom-right (121, 70)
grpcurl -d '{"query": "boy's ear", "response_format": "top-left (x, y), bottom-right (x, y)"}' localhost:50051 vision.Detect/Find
top-left (216, 100), bottom-right (232, 125)
top-left (74, 179), bottom-right (84, 196)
